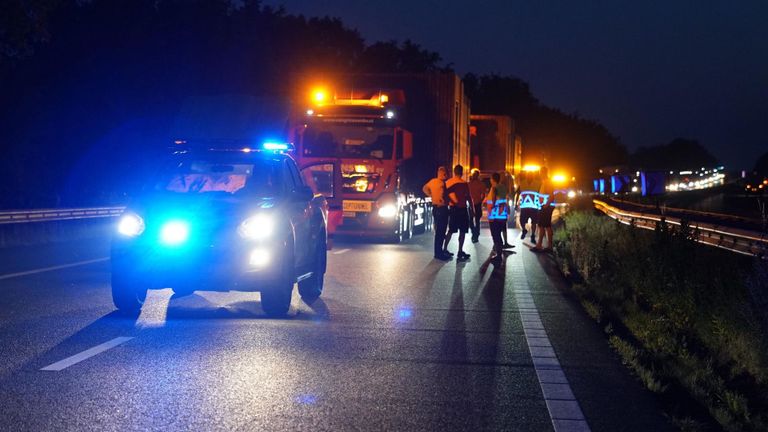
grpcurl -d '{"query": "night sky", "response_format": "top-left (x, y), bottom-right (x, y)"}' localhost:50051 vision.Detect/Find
top-left (264, 0), bottom-right (767, 170)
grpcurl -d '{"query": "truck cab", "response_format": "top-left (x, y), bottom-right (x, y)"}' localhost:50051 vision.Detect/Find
top-left (292, 88), bottom-right (429, 241)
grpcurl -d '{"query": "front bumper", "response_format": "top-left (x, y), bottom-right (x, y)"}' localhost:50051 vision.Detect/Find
top-left (333, 209), bottom-right (401, 238)
top-left (111, 238), bottom-right (287, 292)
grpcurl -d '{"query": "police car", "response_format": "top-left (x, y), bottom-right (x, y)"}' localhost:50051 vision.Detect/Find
top-left (111, 141), bottom-right (328, 317)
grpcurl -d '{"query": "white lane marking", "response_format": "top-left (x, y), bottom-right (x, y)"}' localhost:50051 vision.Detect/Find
top-left (510, 259), bottom-right (591, 432)
top-left (332, 248), bottom-right (350, 255)
top-left (0, 257), bottom-right (109, 281)
top-left (40, 337), bottom-right (134, 371)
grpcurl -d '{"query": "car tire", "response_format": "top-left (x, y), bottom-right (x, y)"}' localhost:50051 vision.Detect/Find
top-left (298, 230), bottom-right (326, 304)
top-left (260, 242), bottom-right (294, 317)
top-left (111, 272), bottom-right (148, 315)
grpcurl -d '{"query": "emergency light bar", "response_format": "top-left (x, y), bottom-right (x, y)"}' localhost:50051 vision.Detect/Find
top-left (170, 139), bottom-right (294, 153)
top-left (263, 142), bottom-right (294, 151)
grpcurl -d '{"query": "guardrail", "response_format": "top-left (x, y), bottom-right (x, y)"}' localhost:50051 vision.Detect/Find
top-left (593, 199), bottom-right (767, 258)
top-left (609, 196), bottom-right (762, 227)
top-left (0, 207), bottom-right (125, 224)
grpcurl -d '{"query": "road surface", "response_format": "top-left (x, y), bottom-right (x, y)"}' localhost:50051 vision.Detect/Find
top-left (0, 227), bottom-right (674, 431)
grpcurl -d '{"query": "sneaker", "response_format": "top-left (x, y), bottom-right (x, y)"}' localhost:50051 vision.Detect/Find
top-left (471, 236), bottom-right (479, 243)
top-left (457, 251), bottom-right (471, 260)
top-left (443, 250), bottom-right (455, 256)
top-left (530, 237), bottom-right (536, 245)
top-left (520, 230), bottom-right (527, 239)
top-left (502, 243), bottom-right (515, 249)
top-left (434, 253), bottom-right (452, 261)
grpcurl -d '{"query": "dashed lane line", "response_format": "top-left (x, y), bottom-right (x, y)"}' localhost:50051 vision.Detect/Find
top-left (0, 257), bottom-right (109, 281)
top-left (332, 248), bottom-right (350, 255)
top-left (510, 257), bottom-right (591, 432)
top-left (40, 337), bottom-right (134, 371)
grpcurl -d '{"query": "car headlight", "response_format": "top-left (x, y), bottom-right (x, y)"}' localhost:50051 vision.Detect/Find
top-left (117, 213), bottom-right (145, 237)
top-left (377, 204), bottom-right (398, 218)
top-left (160, 220), bottom-right (190, 246)
top-left (238, 213), bottom-right (274, 240)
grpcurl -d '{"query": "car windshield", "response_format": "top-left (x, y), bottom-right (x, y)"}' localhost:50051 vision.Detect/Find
top-left (302, 124), bottom-right (394, 159)
top-left (155, 155), bottom-right (283, 197)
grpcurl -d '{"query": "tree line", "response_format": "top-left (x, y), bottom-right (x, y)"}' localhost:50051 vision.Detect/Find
top-left (0, 0), bottom-right (651, 208)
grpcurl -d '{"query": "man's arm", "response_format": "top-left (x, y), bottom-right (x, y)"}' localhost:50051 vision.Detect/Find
top-left (422, 181), bottom-right (431, 197)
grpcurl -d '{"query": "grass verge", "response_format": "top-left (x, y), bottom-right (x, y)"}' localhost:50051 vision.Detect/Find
top-left (554, 209), bottom-right (768, 431)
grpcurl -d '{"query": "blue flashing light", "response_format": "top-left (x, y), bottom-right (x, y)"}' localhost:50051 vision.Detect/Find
top-left (160, 220), bottom-right (190, 246)
top-left (263, 142), bottom-right (289, 151)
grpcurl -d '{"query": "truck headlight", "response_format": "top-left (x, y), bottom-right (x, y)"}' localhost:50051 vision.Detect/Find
top-left (238, 214), bottom-right (274, 240)
top-left (378, 204), bottom-right (398, 218)
top-left (117, 213), bottom-right (145, 237)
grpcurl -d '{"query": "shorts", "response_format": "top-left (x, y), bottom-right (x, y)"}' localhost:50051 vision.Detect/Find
top-left (448, 207), bottom-right (470, 233)
top-left (538, 205), bottom-right (554, 228)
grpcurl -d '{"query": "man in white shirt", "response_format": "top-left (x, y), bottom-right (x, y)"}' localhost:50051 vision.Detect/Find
top-left (423, 166), bottom-right (451, 260)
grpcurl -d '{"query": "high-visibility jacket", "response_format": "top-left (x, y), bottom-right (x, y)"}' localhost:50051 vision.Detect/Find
top-left (486, 184), bottom-right (509, 220)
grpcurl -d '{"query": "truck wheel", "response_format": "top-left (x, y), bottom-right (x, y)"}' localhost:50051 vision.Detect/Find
top-left (111, 272), bottom-right (148, 315)
top-left (261, 245), bottom-right (294, 317)
top-left (298, 230), bottom-right (326, 304)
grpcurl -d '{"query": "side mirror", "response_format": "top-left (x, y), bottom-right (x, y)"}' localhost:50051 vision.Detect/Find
top-left (402, 131), bottom-right (413, 160)
top-left (396, 129), bottom-right (413, 160)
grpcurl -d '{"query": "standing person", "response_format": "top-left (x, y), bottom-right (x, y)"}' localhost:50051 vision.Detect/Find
top-left (501, 171), bottom-right (516, 248)
top-left (468, 169), bottom-right (486, 243)
top-left (423, 166), bottom-right (451, 260)
top-left (533, 167), bottom-right (555, 252)
top-left (487, 172), bottom-right (510, 261)
top-left (518, 169), bottom-right (542, 244)
top-left (445, 165), bottom-right (473, 261)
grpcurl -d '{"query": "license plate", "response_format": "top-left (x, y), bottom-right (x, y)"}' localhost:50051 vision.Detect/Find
top-left (343, 211), bottom-right (357, 218)
top-left (343, 200), bottom-right (372, 212)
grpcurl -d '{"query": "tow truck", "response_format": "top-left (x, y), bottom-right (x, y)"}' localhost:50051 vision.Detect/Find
top-left (111, 141), bottom-right (328, 317)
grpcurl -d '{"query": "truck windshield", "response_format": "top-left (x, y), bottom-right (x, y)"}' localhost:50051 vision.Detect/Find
top-left (155, 156), bottom-right (283, 197)
top-left (302, 124), bottom-right (394, 159)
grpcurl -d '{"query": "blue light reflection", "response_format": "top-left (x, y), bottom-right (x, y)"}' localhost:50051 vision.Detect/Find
top-left (396, 307), bottom-right (413, 322)
top-left (296, 394), bottom-right (318, 405)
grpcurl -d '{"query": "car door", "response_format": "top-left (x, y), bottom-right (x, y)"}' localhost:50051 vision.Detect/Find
top-left (284, 159), bottom-right (313, 270)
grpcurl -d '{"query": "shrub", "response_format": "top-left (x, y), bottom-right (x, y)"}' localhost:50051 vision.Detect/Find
top-left (555, 209), bottom-right (768, 430)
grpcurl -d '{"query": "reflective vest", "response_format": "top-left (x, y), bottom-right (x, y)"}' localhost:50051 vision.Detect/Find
top-left (519, 191), bottom-right (549, 210)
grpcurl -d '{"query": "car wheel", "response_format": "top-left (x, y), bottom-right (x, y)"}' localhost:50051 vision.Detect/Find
top-left (298, 230), bottom-right (326, 304)
top-left (111, 272), bottom-right (148, 315)
top-left (261, 243), bottom-right (294, 317)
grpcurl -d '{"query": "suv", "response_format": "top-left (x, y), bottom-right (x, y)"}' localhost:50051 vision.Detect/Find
top-left (111, 142), bottom-right (328, 316)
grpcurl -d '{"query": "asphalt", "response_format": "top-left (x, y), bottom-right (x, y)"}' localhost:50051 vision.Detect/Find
top-left (0, 226), bottom-right (675, 431)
